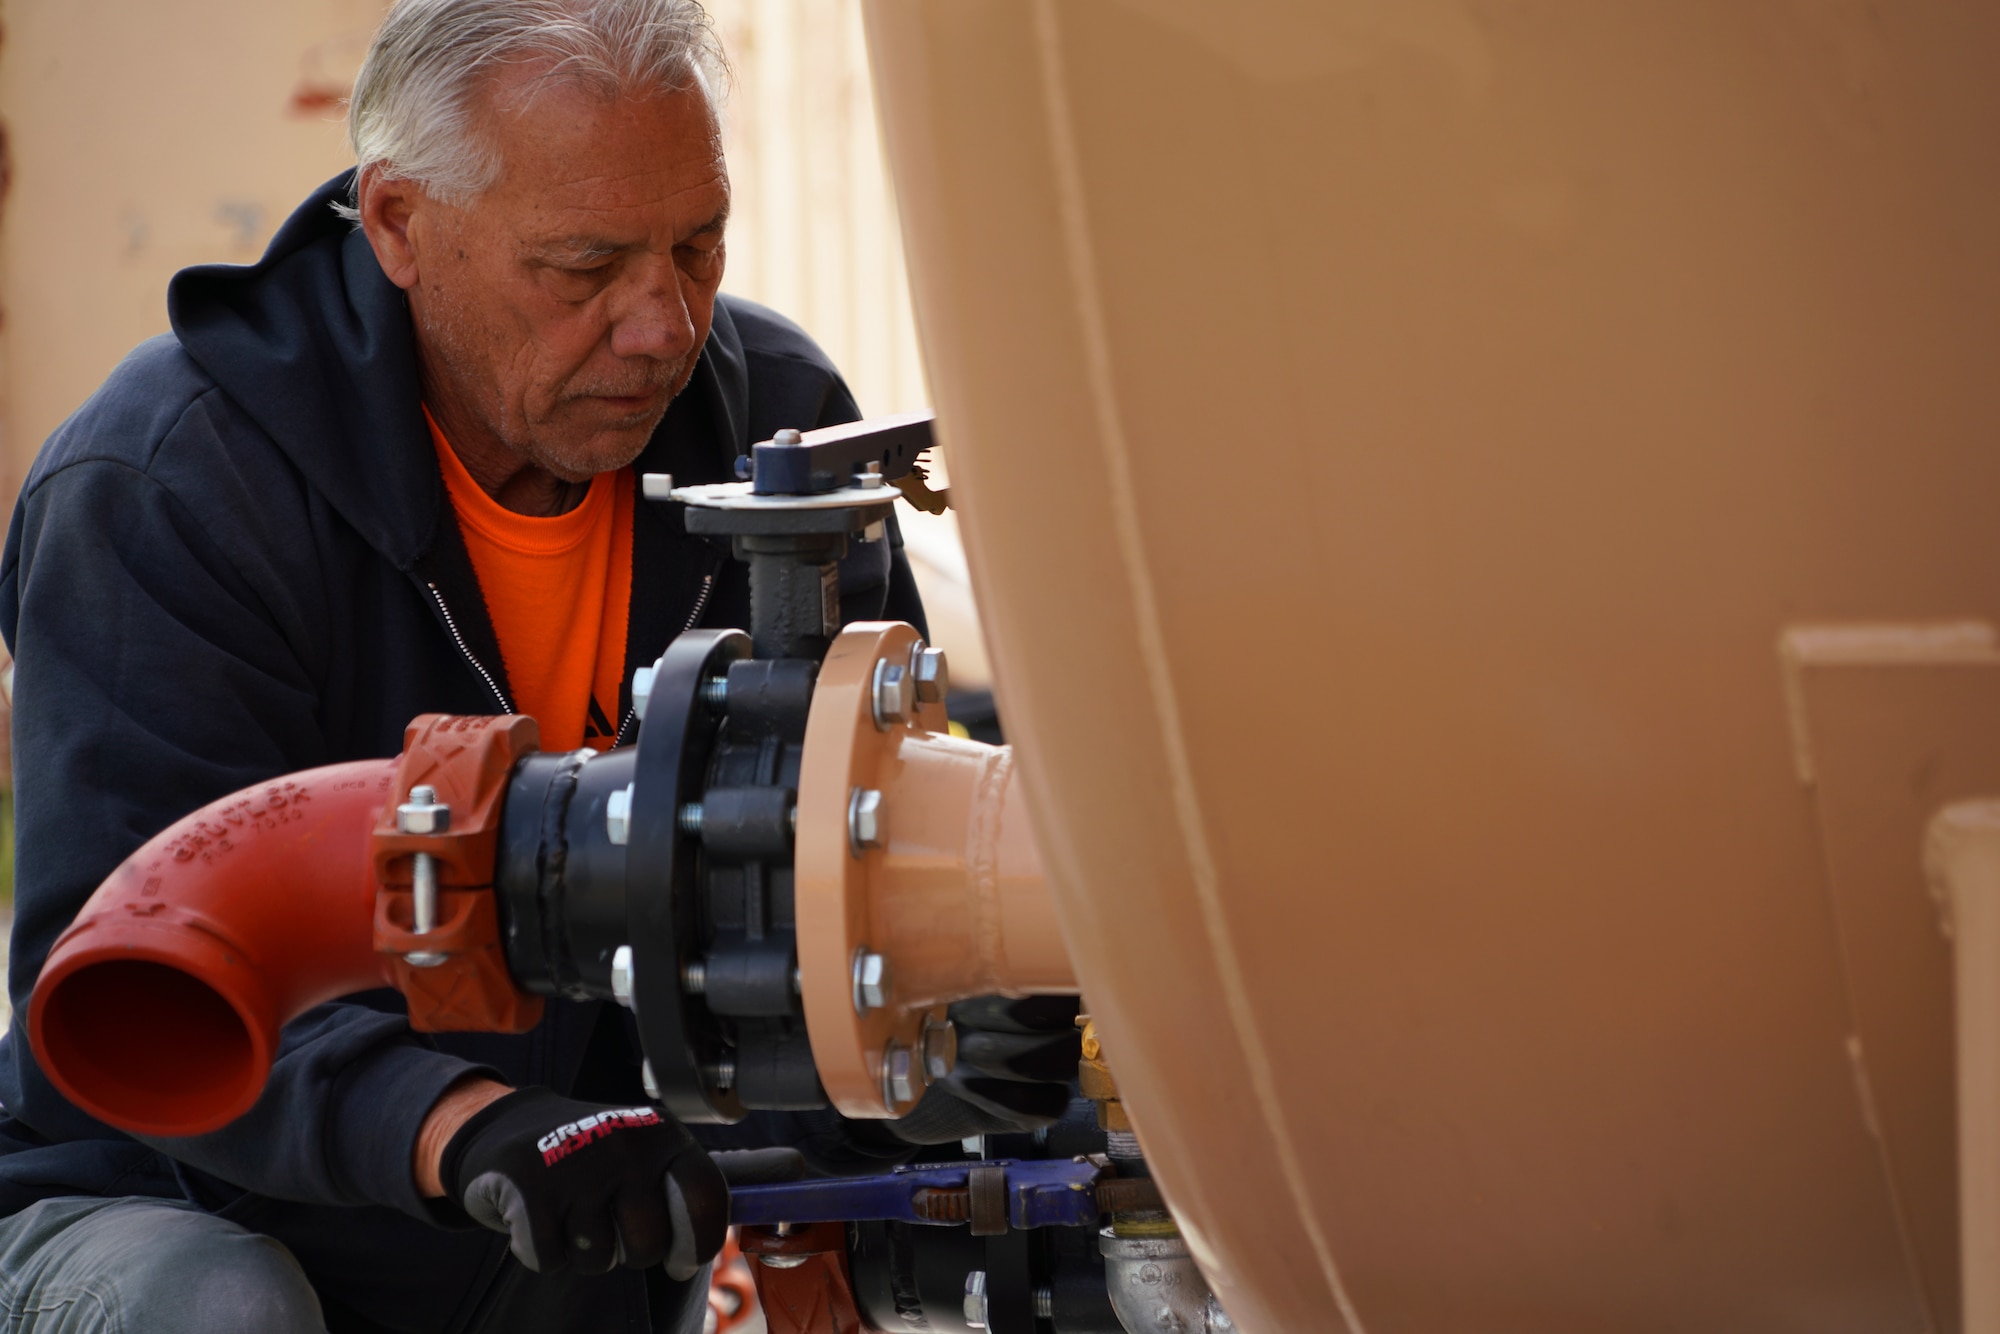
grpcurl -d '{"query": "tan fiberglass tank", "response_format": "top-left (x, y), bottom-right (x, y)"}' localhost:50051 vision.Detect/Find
top-left (861, 3), bottom-right (2000, 1331)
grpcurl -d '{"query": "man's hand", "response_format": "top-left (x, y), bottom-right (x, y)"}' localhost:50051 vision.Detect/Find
top-left (438, 1087), bottom-right (729, 1278)
top-left (889, 995), bottom-right (1083, 1144)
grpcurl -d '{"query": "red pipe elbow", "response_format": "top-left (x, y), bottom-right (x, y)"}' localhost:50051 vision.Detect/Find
top-left (29, 760), bottom-right (402, 1137)
top-left (29, 713), bottom-right (547, 1139)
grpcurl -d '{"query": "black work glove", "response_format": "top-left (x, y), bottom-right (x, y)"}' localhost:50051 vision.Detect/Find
top-left (441, 1088), bottom-right (729, 1278)
top-left (889, 995), bottom-right (1083, 1144)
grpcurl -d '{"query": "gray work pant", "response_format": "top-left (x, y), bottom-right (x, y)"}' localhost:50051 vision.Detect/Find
top-left (0, 1196), bottom-right (712, 1334)
top-left (0, 1196), bottom-right (325, 1332)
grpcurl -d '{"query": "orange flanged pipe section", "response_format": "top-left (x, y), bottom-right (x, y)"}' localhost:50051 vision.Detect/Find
top-left (796, 622), bottom-right (1077, 1118)
top-left (29, 714), bottom-right (545, 1139)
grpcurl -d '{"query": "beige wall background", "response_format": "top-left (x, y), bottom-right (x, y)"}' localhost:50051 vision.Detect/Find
top-left (0, 0), bottom-right (988, 682)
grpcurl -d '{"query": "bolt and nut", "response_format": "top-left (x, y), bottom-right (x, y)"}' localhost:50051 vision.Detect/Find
top-left (872, 657), bottom-right (915, 727)
top-left (698, 675), bottom-right (729, 713)
top-left (630, 664), bottom-right (658, 721)
top-left (921, 1012), bottom-right (958, 1081)
top-left (606, 784), bottom-right (633, 846)
top-left (963, 1271), bottom-right (990, 1330)
top-left (882, 1043), bottom-right (921, 1106)
top-left (396, 785), bottom-right (452, 967)
top-left (852, 949), bottom-right (890, 1013)
top-left (610, 945), bottom-right (635, 1008)
top-left (848, 787), bottom-right (885, 855)
top-left (910, 644), bottom-right (950, 703)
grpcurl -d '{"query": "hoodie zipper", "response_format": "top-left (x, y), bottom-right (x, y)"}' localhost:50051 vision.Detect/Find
top-left (427, 582), bottom-right (515, 715)
top-left (612, 570), bottom-right (716, 748)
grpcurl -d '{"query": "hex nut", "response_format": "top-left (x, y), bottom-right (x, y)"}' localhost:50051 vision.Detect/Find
top-left (849, 788), bottom-right (886, 855)
top-left (396, 785), bottom-right (451, 836)
top-left (610, 944), bottom-right (634, 1008)
top-left (606, 784), bottom-right (634, 846)
top-left (964, 1271), bottom-right (990, 1331)
top-left (883, 1043), bottom-right (920, 1105)
top-left (631, 664), bottom-right (658, 721)
top-left (912, 646), bottom-right (950, 704)
top-left (853, 949), bottom-right (890, 1013)
top-left (922, 1013), bottom-right (958, 1081)
top-left (872, 659), bottom-right (914, 728)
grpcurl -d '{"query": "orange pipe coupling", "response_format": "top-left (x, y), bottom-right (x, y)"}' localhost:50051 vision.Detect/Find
top-left (29, 715), bottom-right (544, 1138)
top-left (796, 622), bottom-right (1079, 1119)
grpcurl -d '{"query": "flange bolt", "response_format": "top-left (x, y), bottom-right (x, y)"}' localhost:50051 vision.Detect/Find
top-left (606, 784), bottom-right (633, 846)
top-left (698, 675), bottom-right (729, 713)
top-left (921, 1013), bottom-right (958, 1081)
top-left (912, 645), bottom-right (950, 703)
top-left (610, 945), bottom-right (634, 1009)
top-left (872, 658), bottom-right (914, 728)
top-left (852, 949), bottom-right (890, 1014)
top-left (964, 1272), bottom-right (990, 1331)
top-left (631, 664), bottom-right (657, 722)
top-left (849, 788), bottom-right (885, 855)
top-left (882, 1043), bottom-right (920, 1105)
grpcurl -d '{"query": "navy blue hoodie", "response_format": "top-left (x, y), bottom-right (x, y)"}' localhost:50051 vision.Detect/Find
top-left (0, 174), bottom-right (924, 1332)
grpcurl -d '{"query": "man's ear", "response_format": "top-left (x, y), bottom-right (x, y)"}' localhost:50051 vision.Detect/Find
top-left (356, 167), bottom-right (424, 291)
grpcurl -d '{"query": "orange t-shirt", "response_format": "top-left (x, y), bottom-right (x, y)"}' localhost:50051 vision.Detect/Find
top-left (426, 409), bottom-right (635, 752)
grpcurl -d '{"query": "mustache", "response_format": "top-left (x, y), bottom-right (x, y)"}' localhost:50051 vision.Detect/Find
top-left (559, 355), bottom-right (689, 402)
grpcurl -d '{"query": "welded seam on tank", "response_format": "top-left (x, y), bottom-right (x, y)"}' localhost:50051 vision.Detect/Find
top-left (1026, 5), bottom-right (1364, 1328)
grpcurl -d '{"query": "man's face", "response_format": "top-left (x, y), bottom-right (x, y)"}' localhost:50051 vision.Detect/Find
top-left (395, 73), bottom-right (729, 482)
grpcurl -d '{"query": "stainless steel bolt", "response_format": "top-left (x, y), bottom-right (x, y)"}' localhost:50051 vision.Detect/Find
top-left (921, 1013), bottom-right (958, 1081)
top-left (682, 959), bottom-right (708, 995)
top-left (706, 1059), bottom-right (736, 1092)
top-left (773, 428), bottom-right (804, 446)
top-left (396, 785), bottom-right (451, 967)
top-left (963, 1271), bottom-right (990, 1331)
top-left (610, 945), bottom-right (634, 1008)
top-left (677, 803), bottom-right (704, 837)
top-left (698, 675), bottom-right (729, 713)
top-left (606, 784), bottom-right (633, 846)
top-left (882, 1044), bottom-right (920, 1105)
top-left (848, 787), bottom-right (885, 855)
top-left (1033, 1287), bottom-right (1054, 1320)
top-left (760, 1254), bottom-right (809, 1270)
top-left (631, 664), bottom-right (658, 721)
top-left (852, 949), bottom-right (890, 1013)
top-left (860, 460), bottom-right (887, 490)
top-left (871, 658), bottom-right (914, 728)
top-left (911, 644), bottom-right (950, 704)
top-left (396, 785), bottom-right (451, 837)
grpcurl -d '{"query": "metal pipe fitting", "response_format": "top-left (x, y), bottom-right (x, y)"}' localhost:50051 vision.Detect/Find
top-left (1099, 1230), bottom-right (1234, 1334)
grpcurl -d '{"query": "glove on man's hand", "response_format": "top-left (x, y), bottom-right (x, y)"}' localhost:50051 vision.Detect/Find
top-left (890, 995), bottom-right (1083, 1145)
top-left (440, 1087), bottom-right (728, 1279)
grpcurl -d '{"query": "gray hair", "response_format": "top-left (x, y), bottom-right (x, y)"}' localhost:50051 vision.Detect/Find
top-left (338, 0), bottom-right (726, 215)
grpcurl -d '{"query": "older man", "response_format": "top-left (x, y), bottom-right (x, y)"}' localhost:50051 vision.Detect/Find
top-left (0, 2), bottom-right (933, 1331)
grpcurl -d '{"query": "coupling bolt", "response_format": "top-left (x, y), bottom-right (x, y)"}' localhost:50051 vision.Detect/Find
top-left (395, 784), bottom-right (451, 968)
